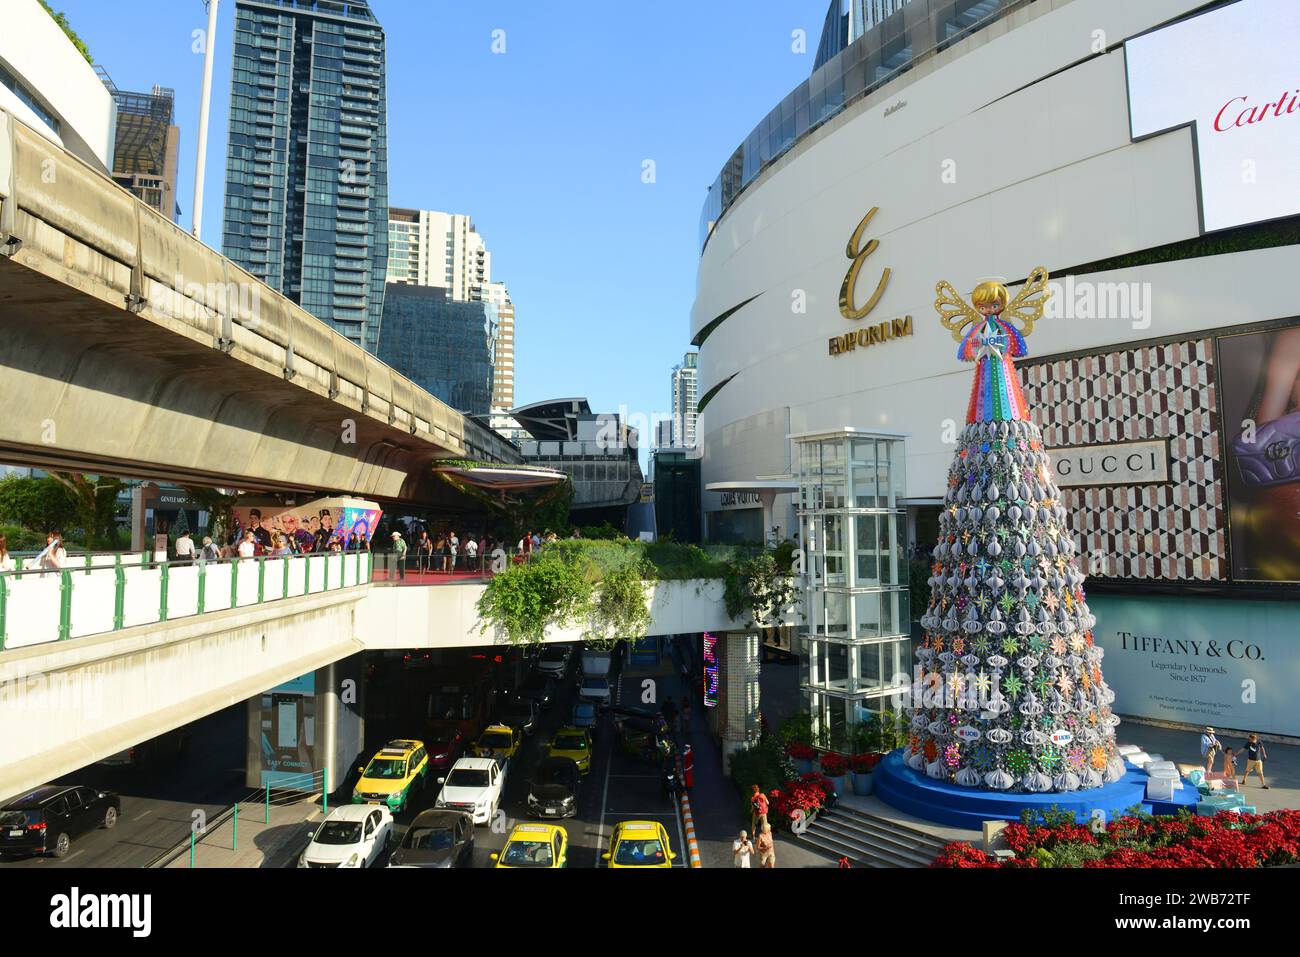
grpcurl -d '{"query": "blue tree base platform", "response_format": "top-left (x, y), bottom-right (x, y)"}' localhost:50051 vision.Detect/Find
top-left (874, 750), bottom-right (1199, 830)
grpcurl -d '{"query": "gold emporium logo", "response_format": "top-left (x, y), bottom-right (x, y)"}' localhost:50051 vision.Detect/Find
top-left (830, 205), bottom-right (913, 356)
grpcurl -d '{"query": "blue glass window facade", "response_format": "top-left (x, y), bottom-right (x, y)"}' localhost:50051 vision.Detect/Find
top-left (377, 285), bottom-right (496, 417)
top-left (700, 0), bottom-right (1029, 251)
top-left (222, 0), bottom-right (389, 353)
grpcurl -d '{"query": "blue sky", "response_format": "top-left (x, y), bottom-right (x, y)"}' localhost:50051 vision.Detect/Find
top-left (53, 0), bottom-right (822, 450)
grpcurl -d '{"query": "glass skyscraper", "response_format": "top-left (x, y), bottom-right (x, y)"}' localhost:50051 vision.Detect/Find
top-left (222, 0), bottom-right (390, 353)
top-left (377, 284), bottom-right (496, 417)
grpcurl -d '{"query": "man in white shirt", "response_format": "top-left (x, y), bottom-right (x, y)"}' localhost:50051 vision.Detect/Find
top-left (464, 535), bottom-right (478, 571)
top-left (448, 531), bottom-right (459, 572)
top-left (733, 830), bottom-right (753, 868)
top-left (1201, 726), bottom-right (1221, 774)
top-left (175, 530), bottom-right (196, 564)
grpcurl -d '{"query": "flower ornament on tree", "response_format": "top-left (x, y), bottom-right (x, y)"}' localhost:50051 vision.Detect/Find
top-left (908, 268), bottom-right (1122, 792)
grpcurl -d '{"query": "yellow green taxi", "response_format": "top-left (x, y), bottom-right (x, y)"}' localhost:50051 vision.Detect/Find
top-left (473, 724), bottom-right (522, 764)
top-left (545, 727), bottom-right (592, 774)
top-left (352, 739), bottom-right (428, 813)
top-left (603, 820), bottom-right (675, 868)
top-left (491, 823), bottom-right (569, 868)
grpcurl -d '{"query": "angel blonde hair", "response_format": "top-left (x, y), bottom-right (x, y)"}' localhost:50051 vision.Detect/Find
top-left (971, 280), bottom-right (1009, 311)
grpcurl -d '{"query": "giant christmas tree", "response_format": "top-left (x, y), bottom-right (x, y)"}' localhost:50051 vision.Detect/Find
top-left (906, 267), bottom-right (1126, 793)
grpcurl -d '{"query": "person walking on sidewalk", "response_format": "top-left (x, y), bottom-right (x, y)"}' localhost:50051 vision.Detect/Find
top-left (662, 696), bottom-right (678, 737)
top-left (756, 822), bottom-right (776, 868)
top-left (749, 784), bottom-right (769, 837)
top-left (1200, 726), bottom-right (1221, 774)
top-left (391, 531), bottom-right (408, 581)
top-left (681, 743), bottom-right (694, 790)
top-left (1241, 733), bottom-right (1270, 789)
top-left (733, 831), bottom-right (754, 869)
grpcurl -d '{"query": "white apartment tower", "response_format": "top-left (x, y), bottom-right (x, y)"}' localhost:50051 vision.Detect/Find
top-left (386, 206), bottom-right (517, 418)
top-left (387, 207), bottom-right (491, 301)
top-left (670, 351), bottom-right (699, 450)
top-left (474, 280), bottom-right (516, 412)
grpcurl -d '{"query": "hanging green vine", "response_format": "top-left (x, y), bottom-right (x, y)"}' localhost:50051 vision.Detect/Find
top-left (582, 560), bottom-right (652, 650)
top-left (723, 551), bottom-right (798, 628)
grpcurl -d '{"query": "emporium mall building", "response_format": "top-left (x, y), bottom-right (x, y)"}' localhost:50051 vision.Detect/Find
top-left (692, 0), bottom-right (1300, 738)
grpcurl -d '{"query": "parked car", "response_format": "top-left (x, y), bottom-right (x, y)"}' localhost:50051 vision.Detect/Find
top-left (423, 727), bottom-right (465, 773)
top-left (546, 727), bottom-right (593, 774)
top-left (535, 645), bottom-right (572, 678)
top-left (387, 809), bottom-right (474, 868)
top-left (0, 785), bottom-right (120, 859)
top-left (527, 757), bottom-right (582, 819)
top-left (491, 823), bottom-right (569, 868)
top-left (435, 757), bottom-right (505, 825)
top-left (518, 672), bottom-right (556, 708)
top-left (299, 805), bottom-right (392, 868)
top-left (498, 697), bottom-right (538, 737)
top-left (604, 820), bottom-right (675, 868)
top-left (352, 739), bottom-right (429, 813)
top-left (578, 676), bottom-right (611, 706)
top-left (580, 650), bottom-right (612, 678)
top-left (571, 701), bottom-right (598, 730)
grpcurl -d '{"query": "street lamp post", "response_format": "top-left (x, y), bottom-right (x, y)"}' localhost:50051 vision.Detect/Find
top-left (191, 0), bottom-right (220, 240)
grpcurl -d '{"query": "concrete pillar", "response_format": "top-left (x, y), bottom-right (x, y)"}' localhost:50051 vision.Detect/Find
top-left (129, 483), bottom-right (148, 552)
top-left (719, 630), bottom-right (761, 775)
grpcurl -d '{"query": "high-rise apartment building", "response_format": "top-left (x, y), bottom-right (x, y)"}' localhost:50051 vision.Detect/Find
top-left (385, 207), bottom-right (516, 419)
top-left (386, 208), bottom-right (490, 300)
top-left (222, 0), bottom-right (390, 353)
top-left (97, 68), bottom-right (180, 221)
top-left (670, 351), bottom-right (699, 450)
top-left (475, 281), bottom-right (515, 412)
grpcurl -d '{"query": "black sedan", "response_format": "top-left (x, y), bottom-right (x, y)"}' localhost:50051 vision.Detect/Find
top-left (498, 697), bottom-right (538, 737)
top-left (526, 757), bottom-right (581, 820)
top-left (0, 785), bottom-right (120, 859)
top-left (387, 810), bottom-right (474, 868)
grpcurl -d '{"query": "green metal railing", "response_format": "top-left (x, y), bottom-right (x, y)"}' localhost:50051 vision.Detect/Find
top-left (0, 551), bottom-right (373, 652)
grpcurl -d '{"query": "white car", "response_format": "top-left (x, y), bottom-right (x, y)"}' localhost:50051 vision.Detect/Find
top-left (434, 757), bottom-right (505, 825)
top-left (298, 804), bottom-right (392, 868)
top-left (535, 645), bottom-right (572, 678)
top-left (580, 651), bottom-right (612, 678)
top-left (578, 676), bottom-right (611, 706)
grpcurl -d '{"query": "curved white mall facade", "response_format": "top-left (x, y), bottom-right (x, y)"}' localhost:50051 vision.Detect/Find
top-left (693, 0), bottom-right (1300, 735)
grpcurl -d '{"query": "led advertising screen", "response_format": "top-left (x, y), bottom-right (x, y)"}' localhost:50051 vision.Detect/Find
top-left (702, 632), bottom-right (719, 708)
top-left (1218, 321), bottom-right (1300, 583)
top-left (231, 496), bottom-right (382, 552)
top-left (1126, 0), bottom-right (1300, 233)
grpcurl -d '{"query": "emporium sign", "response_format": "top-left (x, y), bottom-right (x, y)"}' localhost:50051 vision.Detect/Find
top-left (830, 205), bottom-right (914, 357)
top-left (702, 632), bottom-right (719, 708)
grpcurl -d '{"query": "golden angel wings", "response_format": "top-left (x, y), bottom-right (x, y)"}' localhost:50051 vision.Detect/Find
top-left (934, 266), bottom-right (1053, 341)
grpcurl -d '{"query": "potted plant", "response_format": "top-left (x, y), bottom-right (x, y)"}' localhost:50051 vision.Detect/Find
top-left (850, 752), bottom-right (883, 795)
top-left (786, 741), bottom-right (816, 775)
top-left (819, 751), bottom-right (849, 794)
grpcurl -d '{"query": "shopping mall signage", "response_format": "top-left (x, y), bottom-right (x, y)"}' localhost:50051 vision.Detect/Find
top-left (1126, 0), bottom-right (1300, 232)
top-left (1091, 595), bottom-right (1300, 737)
top-left (718, 491), bottom-right (762, 509)
top-left (831, 205), bottom-right (913, 357)
top-left (1046, 439), bottom-right (1169, 487)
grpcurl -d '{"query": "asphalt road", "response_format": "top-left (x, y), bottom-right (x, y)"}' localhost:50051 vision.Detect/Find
top-left (369, 648), bottom-right (687, 869)
top-left (1, 705), bottom-right (248, 868)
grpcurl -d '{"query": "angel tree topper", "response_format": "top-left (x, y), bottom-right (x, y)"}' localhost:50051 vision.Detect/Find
top-left (907, 267), bottom-right (1126, 794)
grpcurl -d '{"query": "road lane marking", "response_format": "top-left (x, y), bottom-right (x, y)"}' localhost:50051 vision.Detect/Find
top-left (131, 810), bottom-right (153, 821)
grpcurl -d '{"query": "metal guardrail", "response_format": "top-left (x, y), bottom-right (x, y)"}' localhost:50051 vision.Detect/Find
top-left (0, 551), bottom-right (373, 652)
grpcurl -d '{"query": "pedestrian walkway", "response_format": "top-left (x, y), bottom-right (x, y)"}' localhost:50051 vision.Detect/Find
top-left (163, 798), bottom-right (321, 868)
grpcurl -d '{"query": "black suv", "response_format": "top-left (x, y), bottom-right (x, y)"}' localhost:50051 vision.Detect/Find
top-left (498, 697), bottom-right (538, 737)
top-left (526, 757), bottom-right (581, 819)
top-left (0, 785), bottom-right (121, 859)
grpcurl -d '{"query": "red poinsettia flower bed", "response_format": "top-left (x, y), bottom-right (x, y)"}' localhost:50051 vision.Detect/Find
top-left (819, 752), bottom-right (849, 776)
top-left (785, 742), bottom-right (816, 761)
top-left (851, 752), bottom-right (883, 774)
top-left (768, 777), bottom-right (828, 828)
top-left (931, 809), bottom-right (1300, 869)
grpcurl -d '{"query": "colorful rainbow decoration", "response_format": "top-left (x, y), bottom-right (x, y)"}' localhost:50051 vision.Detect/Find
top-left (959, 314), bottom-right (1029, 423)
